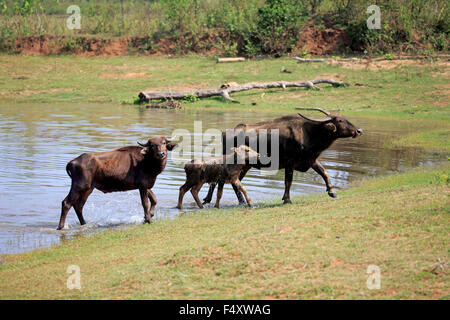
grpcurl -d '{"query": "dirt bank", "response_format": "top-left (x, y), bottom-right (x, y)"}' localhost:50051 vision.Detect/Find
top-left (12, 24), bottom-right (354, 57)
top-left (13, 32), bottom-right (233, 57)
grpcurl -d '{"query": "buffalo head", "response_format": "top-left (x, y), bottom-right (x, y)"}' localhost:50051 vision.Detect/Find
top-left (138, 136), bottom-right (177, 159)
top-left (297, 108), bottom-right (362, 138)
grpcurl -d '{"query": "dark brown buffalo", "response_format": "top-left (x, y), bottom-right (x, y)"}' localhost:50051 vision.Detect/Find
top-left (57, 136), bottom-right (177, 230)
top-left (203, 108), bottom-right (362, 205)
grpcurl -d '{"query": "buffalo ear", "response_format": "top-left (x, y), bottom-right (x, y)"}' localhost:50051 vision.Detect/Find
top-left (140, 147), bottom-right (148, 155)
top-left (167, 142), bottom-right (177, 151)
top-left (324, 122), bottom-right (337, 132)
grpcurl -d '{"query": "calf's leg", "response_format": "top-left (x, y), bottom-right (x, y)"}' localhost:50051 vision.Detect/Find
top-left (177, 181), bottom-right (195, 209)
top-left (214, 182), bottom-right (224, 208)
top-left (202, 183), bottom-right (216, 204)
top-left (311, 160), bottom-right (336, 198)
top-left (190, 183), bottom-right (204, 209)
top-left (232, 167), bottom-right (250, 205)
top-left (232, 180), bottom-right (252, 207)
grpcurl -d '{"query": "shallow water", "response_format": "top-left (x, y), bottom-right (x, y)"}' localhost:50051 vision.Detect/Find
top-left (0, 102), bottom-right (443, 254)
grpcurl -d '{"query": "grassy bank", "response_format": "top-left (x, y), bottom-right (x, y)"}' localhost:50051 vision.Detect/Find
top-left (0, 166), bottom-right (448, 299)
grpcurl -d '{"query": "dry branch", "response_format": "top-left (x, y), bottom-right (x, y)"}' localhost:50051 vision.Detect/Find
top-left (138, 79), bottom-right (346, 103)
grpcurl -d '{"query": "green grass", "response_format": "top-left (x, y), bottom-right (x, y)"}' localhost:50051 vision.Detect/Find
top-left (0, 166), bottom-right (448, 299)
top-left (388, 129), bottom-right (450, 151)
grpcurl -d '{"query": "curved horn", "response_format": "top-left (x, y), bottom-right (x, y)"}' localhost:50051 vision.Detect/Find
top-left (296, 107), bottom-right (330, 116)
top-left (297, 113), bottom-right (327, 123)
top-left (137, 141), bottom-right (148, 147)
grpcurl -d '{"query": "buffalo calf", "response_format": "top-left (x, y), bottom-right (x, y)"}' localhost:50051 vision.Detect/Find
top-left (177, 145), bottom-right (260, 209)
top-left (57, 136), bottom-right (177, 230)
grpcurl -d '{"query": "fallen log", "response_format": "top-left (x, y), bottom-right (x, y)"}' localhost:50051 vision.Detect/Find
top-left (293, 57), bottom-right (328, 62)
top-left (217, 57), bottom-right (245, 63)
top-left (138, 79), bottom-right (347, 103)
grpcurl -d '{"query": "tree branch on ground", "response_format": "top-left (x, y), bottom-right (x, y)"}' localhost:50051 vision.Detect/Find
top-left (138, 79), bottom-right (347, 103)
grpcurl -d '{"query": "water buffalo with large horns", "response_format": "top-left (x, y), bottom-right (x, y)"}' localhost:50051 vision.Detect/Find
top-left (57, 136), bottom-right (177, 230)
top-left (203, 108), bottom-right (362, 205)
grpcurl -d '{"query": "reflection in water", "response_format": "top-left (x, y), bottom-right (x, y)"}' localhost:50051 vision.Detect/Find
top-left (0, 102), bottom-right (444, 254)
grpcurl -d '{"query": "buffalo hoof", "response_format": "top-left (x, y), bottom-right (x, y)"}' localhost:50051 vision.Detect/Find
top-left (328, 191), bottom-right (338, 198)
top-left (283, 199), bottom-right (292, 204)
top-left (202, 198), bottom-right (212, 205)
top-left (143, 219), bottom-right (153, 224)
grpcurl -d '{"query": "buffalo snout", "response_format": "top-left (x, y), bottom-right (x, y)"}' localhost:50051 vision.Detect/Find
top-left (157, 151), bottom-right (166, 159)
top-left (353, 128), bottom-right (363, 138)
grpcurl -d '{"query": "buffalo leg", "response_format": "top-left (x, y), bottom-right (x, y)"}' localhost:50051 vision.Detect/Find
top-left (202, 183), bottom-right (216, 204)
top-left (232, 180), bottom-right (252, 207)
top-left (58, 192), bottom-right (77, 230)
top-left (73, 188), bottom-right (93, 226)
top-left (147, 189), bottom-right (157, 217)
top-left (177, 181), bottom-right (195, 209)
top-left (311, 160), bottom-right (336, 198)
top-left (282, 168), bottom-right (294, 204)
top-left (214, 182), bottom-right (224, 208)
top-left (190, 183), bottom-right (204, 209)
top-left (139, 188), bottom-right (152, 223)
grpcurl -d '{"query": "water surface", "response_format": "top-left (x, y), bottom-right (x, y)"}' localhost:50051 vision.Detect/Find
top-left (0, 102), bottom-right (443, 254)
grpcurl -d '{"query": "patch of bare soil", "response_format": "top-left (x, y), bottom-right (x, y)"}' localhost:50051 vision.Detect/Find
top-left (78, 38), bottom-right (129, 56)
top-left (315, 73), bottom-right (346, 80)
top-left (99, 72), bottom-right (150, 79)
top-left (15, 36), bottom-right (130, 56)
top-left (295, 25), bottom-right (351, 55)
top-left (15, 36), bottom-right (61, 55)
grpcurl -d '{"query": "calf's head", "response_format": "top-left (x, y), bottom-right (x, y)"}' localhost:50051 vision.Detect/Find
top-left (297, 108), bottom-right (362, 139)
top-left (138, 136), bottom-right (177, 159)
top-left (233, 145), bottom-right (260, 164)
